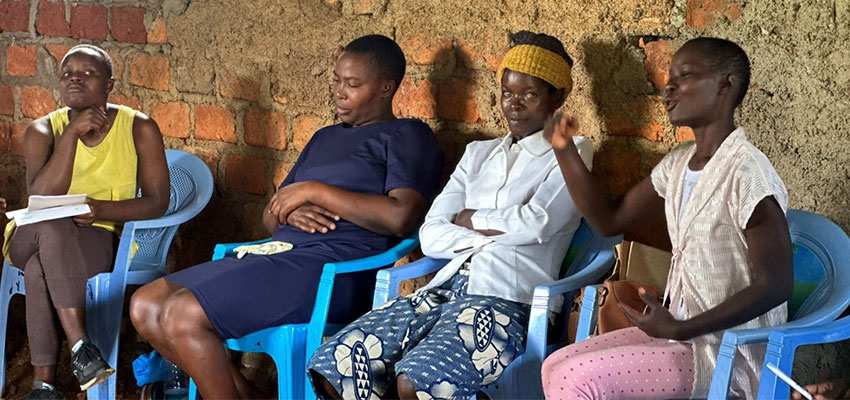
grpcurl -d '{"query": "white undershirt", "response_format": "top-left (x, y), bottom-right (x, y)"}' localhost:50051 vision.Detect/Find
top-left (675, 166), bottom-right (702, 320)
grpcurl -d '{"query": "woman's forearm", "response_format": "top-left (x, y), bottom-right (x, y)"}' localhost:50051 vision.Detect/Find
top-left (26, 129), bottom-right (80, 195)
top-left (673, 280), bottom-right (788, 341)
top-left (308, 182), bottom-right (427, 237)
top-left (92, 195), bottom-right (169, 222)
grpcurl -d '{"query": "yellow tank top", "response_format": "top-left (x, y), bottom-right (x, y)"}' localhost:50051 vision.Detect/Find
top-left (49, 105), bottom-right (139, 233)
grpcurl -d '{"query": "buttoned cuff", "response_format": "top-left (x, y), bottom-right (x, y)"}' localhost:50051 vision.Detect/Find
top-left (470, 209), bottom-right (494, 231)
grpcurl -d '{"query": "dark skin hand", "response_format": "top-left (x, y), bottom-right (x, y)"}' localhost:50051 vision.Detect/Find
top-left (546, 41), bottom-right (793, 341)
top-left (262, 181), bottom-right (427, 237)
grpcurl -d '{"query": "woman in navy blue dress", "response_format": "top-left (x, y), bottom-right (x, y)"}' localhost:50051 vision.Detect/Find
top-left (129, 35), bottom-right (444, 399)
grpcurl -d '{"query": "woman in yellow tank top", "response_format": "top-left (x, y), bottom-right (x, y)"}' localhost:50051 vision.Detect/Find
top-left (8, 44), bottom-right (170, 399)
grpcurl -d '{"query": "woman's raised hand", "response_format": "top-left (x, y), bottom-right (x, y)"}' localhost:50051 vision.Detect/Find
top-left (543, 111), bottom-right (579, 151)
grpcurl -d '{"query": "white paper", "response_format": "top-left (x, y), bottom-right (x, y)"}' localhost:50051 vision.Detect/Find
top-left (28, 194), bottom-right (87, 211)
top-left (5, 194), bottom-right (91, 226)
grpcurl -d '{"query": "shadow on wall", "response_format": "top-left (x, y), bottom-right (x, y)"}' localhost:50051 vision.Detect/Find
top-left (580, 38), bottom-right (671, 250)
top-left (429, 45), bottom-right (493, 187)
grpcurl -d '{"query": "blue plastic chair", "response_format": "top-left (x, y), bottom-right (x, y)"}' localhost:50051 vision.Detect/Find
top-left (0, 150), bottom-right (214, 400)
top-left (372, 220), bottom-right (622, 399)
top-left (187, 234), bottom-right (420, 400)
top-left (570, 210), bottom-right (850, 399)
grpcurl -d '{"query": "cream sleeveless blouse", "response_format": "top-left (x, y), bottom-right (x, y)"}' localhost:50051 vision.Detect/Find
top-left (650, 127), bottom-right (788, 398)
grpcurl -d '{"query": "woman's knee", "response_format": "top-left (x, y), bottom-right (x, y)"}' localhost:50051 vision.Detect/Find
top-left (129, 282), bottom-right (166, 335)
top-left (160, 289), bottom-right (209, 340)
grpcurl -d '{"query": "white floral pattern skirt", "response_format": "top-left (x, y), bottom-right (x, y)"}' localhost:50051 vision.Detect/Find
top-left (307, 269), bottom-right (530, 400)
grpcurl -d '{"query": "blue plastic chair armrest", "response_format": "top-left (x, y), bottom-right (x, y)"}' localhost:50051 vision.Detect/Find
top-left (330, 236), bottom-right (419, 274)
top-left (373, 257), bottom-right (449, 307)
top-left (575, 284), bottom-right (603, 343)
top-left (766, 317), bottom-right (850, 347)
top-left (211, 238), bottom-right (273, 260)
top-left (525, 251), bottom-right (615, 364)
top-left (129, 207), bottom-right (204, 230)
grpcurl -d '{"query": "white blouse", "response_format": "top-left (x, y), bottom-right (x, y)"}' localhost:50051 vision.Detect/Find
top-left (419, 131), bottom-right (593, 312)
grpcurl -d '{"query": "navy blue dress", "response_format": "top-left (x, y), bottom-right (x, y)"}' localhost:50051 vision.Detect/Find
top-left (166, 119), bottom-right (444, 339)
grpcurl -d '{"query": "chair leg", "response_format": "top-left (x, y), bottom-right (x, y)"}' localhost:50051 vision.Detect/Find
top-left (0, 264), bottom-right (24, 397)
top-left (189, 378), bottom-right (200, 400)
top-left (85, 274), bottom-right (123, 400)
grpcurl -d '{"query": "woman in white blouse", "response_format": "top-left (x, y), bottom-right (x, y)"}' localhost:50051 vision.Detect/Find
top-left (541, 38), bottom-right (793, 399)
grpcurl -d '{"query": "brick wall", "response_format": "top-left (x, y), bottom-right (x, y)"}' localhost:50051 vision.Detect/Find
top-left (2, 0), bottom-right (850, 393)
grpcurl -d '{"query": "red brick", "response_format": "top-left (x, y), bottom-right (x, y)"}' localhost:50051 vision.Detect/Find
top-left (0, 121), bottom-right (10, 153)
top-left (225, 156), bottom-right (268, 195)
top-left (111, 7), bottom-right (147, 44)
top-left (108, 93), bottom-right (142, 111)
top-left (219, 73), bottom-right (260, 101)
top-left (7, 45), bottom-right (37, 76)
top-left (273, 162), bottom-right (292, 187)
top-left (400, 35), bottom-right (453, 65)
top-left (0, 1), bottom-right (30, 32)
top-left (640, 38), bottom-right (673, 90)
top-left (591, 151), bottom-right (641, 196)
top-left (605, 115), bottom-right (664, 142)
top-left (151, 101), bottom-right (189, 138)
top-left (244, 108), bottom-right (287, 150)
top-left (393, 76), bottom-right (436, 119)
top-left (147, 16), bottom-right (167, 44)
top-left (293, 114), bottom-right (319, 151)
top-left (0, 84), bottom-right (14, 116)
top-left (686, 0), bottom-right (739, 28)
top-left (184, 146), bottom-right (219, 177)
top-left (11, 123), bottom-right (27, 156)
top-left (71, 4), bottom-right (108, 40)
top-left (36, 1), bottom-right (70, 37)
top-left (21, 86), bottom-right (55, 118)
top-left (437, 78), bottom-right (480, 123)
top-left (194, 105), bottom-right (236, 143)
top-left (45, 44), bottom-right (71, 67)
top-left (130, 54), bottom-right (169, 91)
top-left (729, 4), bottom-right (743, 20)
top-left (676, 126), bottom-right (695, 142)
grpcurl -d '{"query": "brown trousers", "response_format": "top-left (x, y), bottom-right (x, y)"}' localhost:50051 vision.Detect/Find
top-left (9, 218), bottom-right (114, 366)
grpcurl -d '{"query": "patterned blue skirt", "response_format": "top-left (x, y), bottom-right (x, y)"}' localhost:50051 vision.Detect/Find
top-left (308, 267), bottom-right (530, 399)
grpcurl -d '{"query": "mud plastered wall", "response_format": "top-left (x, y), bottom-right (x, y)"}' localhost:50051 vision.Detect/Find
top-left (1, 0), bottom-right (849, 396)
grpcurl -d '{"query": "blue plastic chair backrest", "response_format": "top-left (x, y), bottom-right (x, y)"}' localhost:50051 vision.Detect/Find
top-left (558, 220), bottom-right (595, 279)
top-left (129, 150), bottom-right (214, 272)
top-left (785, 209), bottom-right (850, 321)
top-left (550, 220), bottom-right (608, 341)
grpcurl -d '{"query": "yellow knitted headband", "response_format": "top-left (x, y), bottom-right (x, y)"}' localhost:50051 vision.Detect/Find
top-left (497, 44), bottom-right (573, 94)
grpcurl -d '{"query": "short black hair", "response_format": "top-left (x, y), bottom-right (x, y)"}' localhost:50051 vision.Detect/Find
top-left (509, 30), bottom-right (573, 93)
top-left (685, 37), bottom-right (751, 107)
top-left (344, 34), bottom-right (406, 93)
top-left (62, 44), bottom-right (114, 78)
